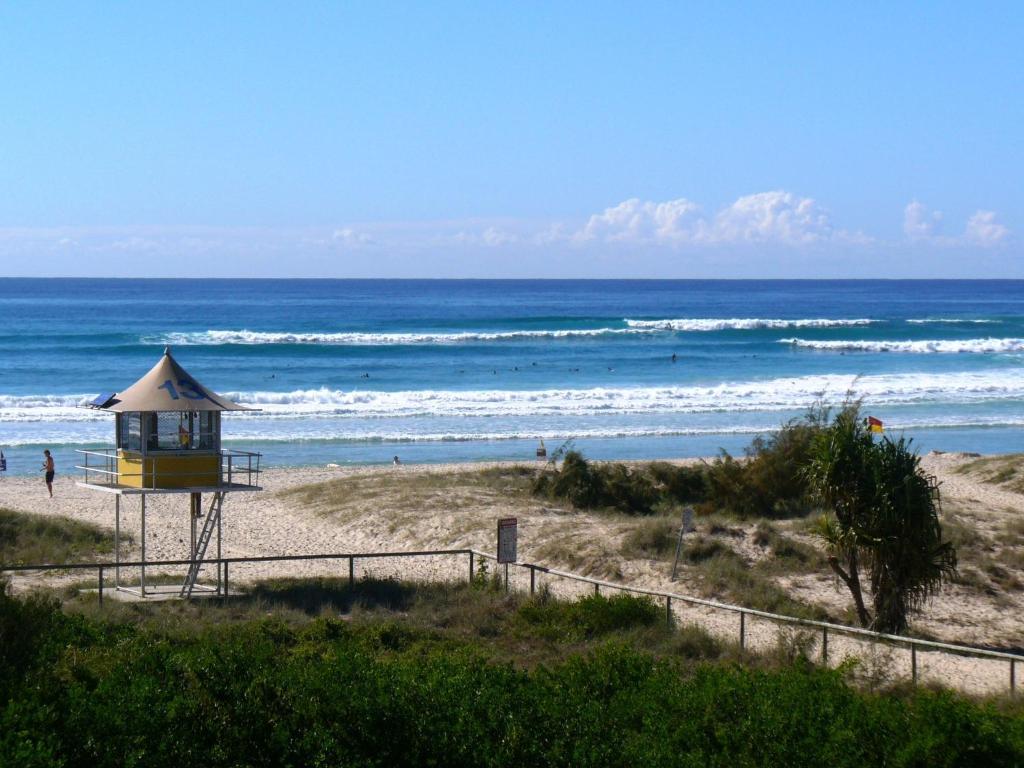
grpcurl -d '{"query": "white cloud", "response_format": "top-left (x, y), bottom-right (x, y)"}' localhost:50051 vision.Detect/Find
top-left (481, 226), bottom-right (518, 246)
top-left (576, 197), bottom-right (703, 244)
top-left (711, 191), bottom-right (833, 244)
top-left (574, 191), bottom-right (838, 246)
top-left (331, 227), bottom-right (373, 247)
top-left (903, 201), bottom-right (943, 240)
top-left (903, 202), bottom-right (1009, 247)
top-left (451, 226), bottom-right (518, 246)
top-left (964, 210), bottom-right (1009, 247)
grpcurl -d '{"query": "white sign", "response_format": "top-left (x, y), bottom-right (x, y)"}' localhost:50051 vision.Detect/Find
top-left (497, 517), bottom-right (517, 563)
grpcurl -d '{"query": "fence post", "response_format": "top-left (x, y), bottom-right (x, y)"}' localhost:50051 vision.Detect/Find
top-left (665, 596), bottom-right (672, 629)
top-left (529, 565), bottom-right (535, 596)
top-left (822, 627), bottom-right (828, 664)
top-left (98, 566), bottom-right (104, 606)
top-left (224, 562), bottom-right (229, 596)
top-left (739, 612), bottom-right (746, 650)
top-left (911, 643), bottom-right (918, 685)
top-left (469, 551), bottom-right (475, 584)
top-left (503, 563), bottom-right (509, 593)
top-left (1011, 659), bottom-right (1016, 697)
top-left (349, 557), bottom-right (355, 588)
top-left (594, 583), bottom-right (600, 596)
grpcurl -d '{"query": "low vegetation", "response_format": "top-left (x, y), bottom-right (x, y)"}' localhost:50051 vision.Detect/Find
top-left (0, 508), bottom-right (124, 566)
top-left (532, 407), bottom-right (828, 518)
top-left (534, 403), bottom-right (963, 635)
top-left (956, 454), bottom-right (1024, 494)
top-left (2, 580), bottom-right (1022, 767)
top-left (283, 465), bottom-right (537, 515)
top-left (531, 452), bottom-right (705, 515)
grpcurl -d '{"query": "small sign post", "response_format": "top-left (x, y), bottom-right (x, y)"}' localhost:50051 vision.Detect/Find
top-left (497, 517), bottom-right (517, 591)
top-left (670, 507), bottom-right (695, 582)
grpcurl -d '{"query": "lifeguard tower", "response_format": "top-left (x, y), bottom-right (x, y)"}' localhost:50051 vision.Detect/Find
top-left (76, 347), bottom-right (262, 598)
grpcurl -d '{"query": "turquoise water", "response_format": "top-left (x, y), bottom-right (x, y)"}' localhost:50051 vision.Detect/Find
top-left (1, 279), bottom-right (1022, 475)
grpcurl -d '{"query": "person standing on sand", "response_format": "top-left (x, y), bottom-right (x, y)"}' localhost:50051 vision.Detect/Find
top-left (41, 449), bottom-right (55, 497)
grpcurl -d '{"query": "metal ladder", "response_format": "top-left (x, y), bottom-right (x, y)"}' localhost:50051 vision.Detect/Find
top-left (180, 492), bottom-right (223, 598)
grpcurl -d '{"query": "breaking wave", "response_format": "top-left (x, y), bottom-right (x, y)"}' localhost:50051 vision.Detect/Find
top-left (147, 317), bottom-right (884, 347)
top-left (150, 328), bottom-right (651, 346)
top-left (906, 318), bottom-right (1002, 325)
top-left (780, 338), bottom-right (1024, 354)
top-left (623, 318), bottom-right (877, 331)
top-left (4, 370), bottom-right (1022, 428)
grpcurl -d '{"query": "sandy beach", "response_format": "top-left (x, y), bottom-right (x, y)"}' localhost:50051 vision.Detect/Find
top-left (1, 451), bottom-right (1022, 695)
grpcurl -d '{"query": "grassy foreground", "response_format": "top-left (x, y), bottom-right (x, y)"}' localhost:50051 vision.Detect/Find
top-left (2, 578), bottom-right (1023, 767)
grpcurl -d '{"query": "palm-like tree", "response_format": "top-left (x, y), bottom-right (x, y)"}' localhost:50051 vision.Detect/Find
top-left (805, 405), bottom-right (875, 627)
top-left (805, 405), bottom-right (957, 634)
top-left (863, 437), bottom-right (957, 634)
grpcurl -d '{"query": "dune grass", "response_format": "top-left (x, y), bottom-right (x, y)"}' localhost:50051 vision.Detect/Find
top-left (281, 465), bottom-right (539, 518)
top-left (956, 454), bottom-right (1024, 493)
top-left (0, 507), bottom-right (124, 566)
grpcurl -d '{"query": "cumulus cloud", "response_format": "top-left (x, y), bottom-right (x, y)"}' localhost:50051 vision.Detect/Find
top-left (574, 191), bottom-right (839, 246)
top-left (903, 201), bottom-right (943, 241)
top-left (576, 197), bottom-right (703, 243)
top-left (712, 191), bottom-right (834, 244)
top-left (964, 210), bottom-right (1009, 246)
top-left (903, 202), bottom-right (1009, 247)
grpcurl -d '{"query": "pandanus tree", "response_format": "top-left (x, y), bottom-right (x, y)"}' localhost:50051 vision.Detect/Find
top-left (805, 405), bottom-right (957, 634)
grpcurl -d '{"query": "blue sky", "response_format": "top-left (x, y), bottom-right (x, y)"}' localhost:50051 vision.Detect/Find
top-left (1, 2), bottom-right (1021, 277)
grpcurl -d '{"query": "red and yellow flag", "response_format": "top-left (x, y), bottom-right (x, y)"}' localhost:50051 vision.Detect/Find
top-left (867, 416), bottom-right (884, 434)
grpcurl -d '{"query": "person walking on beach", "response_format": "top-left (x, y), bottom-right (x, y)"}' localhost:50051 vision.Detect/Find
top-left (41, 449), bottom-right (55, 497)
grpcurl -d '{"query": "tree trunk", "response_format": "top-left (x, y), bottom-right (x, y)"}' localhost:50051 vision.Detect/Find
top-left (828, 552), bottom-right (872, 627)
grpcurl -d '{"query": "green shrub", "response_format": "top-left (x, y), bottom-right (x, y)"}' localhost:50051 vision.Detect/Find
top-left (514, 593), bottom-right (661, 641)
top-left (532, 451), bottom-right (661, 514)
top-left (533, 407), bottom-right (829, 519)
top-left (704, 408), bottom-right (828, 518)
top-left (645, 462), bottom-right (708, 504)
top-left (1, 588), bottom-right (1022, 766)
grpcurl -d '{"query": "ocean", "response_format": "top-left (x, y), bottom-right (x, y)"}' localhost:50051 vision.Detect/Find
top-left (0, 279), bottom-right (1021, 476)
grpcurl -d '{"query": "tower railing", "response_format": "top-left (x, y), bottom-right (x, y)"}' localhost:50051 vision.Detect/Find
top-left (75, 448), bottom-right (262, 490)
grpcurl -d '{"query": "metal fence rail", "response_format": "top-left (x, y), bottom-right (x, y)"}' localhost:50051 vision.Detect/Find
top-left (2, 548), bottom-right (1019, 695)
top-left (75, 447), bottom-right (262, 490)
top-left (474, 551), bottom-right (1020, 696)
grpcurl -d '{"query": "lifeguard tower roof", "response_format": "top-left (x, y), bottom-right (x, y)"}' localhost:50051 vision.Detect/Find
top-left (92, 347), bottom-right (256, 413)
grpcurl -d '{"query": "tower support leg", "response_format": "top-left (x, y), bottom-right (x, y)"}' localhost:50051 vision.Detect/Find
top-left (115, 495), bottom-right (121, 587)
top-left (217, 497), bottom-right (223, 595)
top-left (140, 494), bottom-right (147, 597)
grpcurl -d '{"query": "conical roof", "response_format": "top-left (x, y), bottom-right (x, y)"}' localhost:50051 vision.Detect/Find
top-left (99, 348), bottom-right (255, 413)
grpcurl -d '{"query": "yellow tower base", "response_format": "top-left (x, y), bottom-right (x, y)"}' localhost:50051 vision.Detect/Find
top-left (117, 450), bottom-right (221, 489)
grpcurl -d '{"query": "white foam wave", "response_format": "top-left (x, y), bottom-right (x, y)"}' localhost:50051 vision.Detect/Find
top-left (624, 318), bottom-right (876, 331)
top-left (149, 318), bottom-right (882, 346)
top-left (151, 328), bottom-right (650, 346)
top-left (906, 318), bottom-right (1001, 325)
top-left (219, 371), bottom-right (1024, 417)
top-left (5, 415), bottom-right (1024, 449)
top-left (4, 370), bottom-right (1022, 426)
top-left (0, 393), bottom-right (102, 422)
top-left (780, 338), bottom-right (1024, 354)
